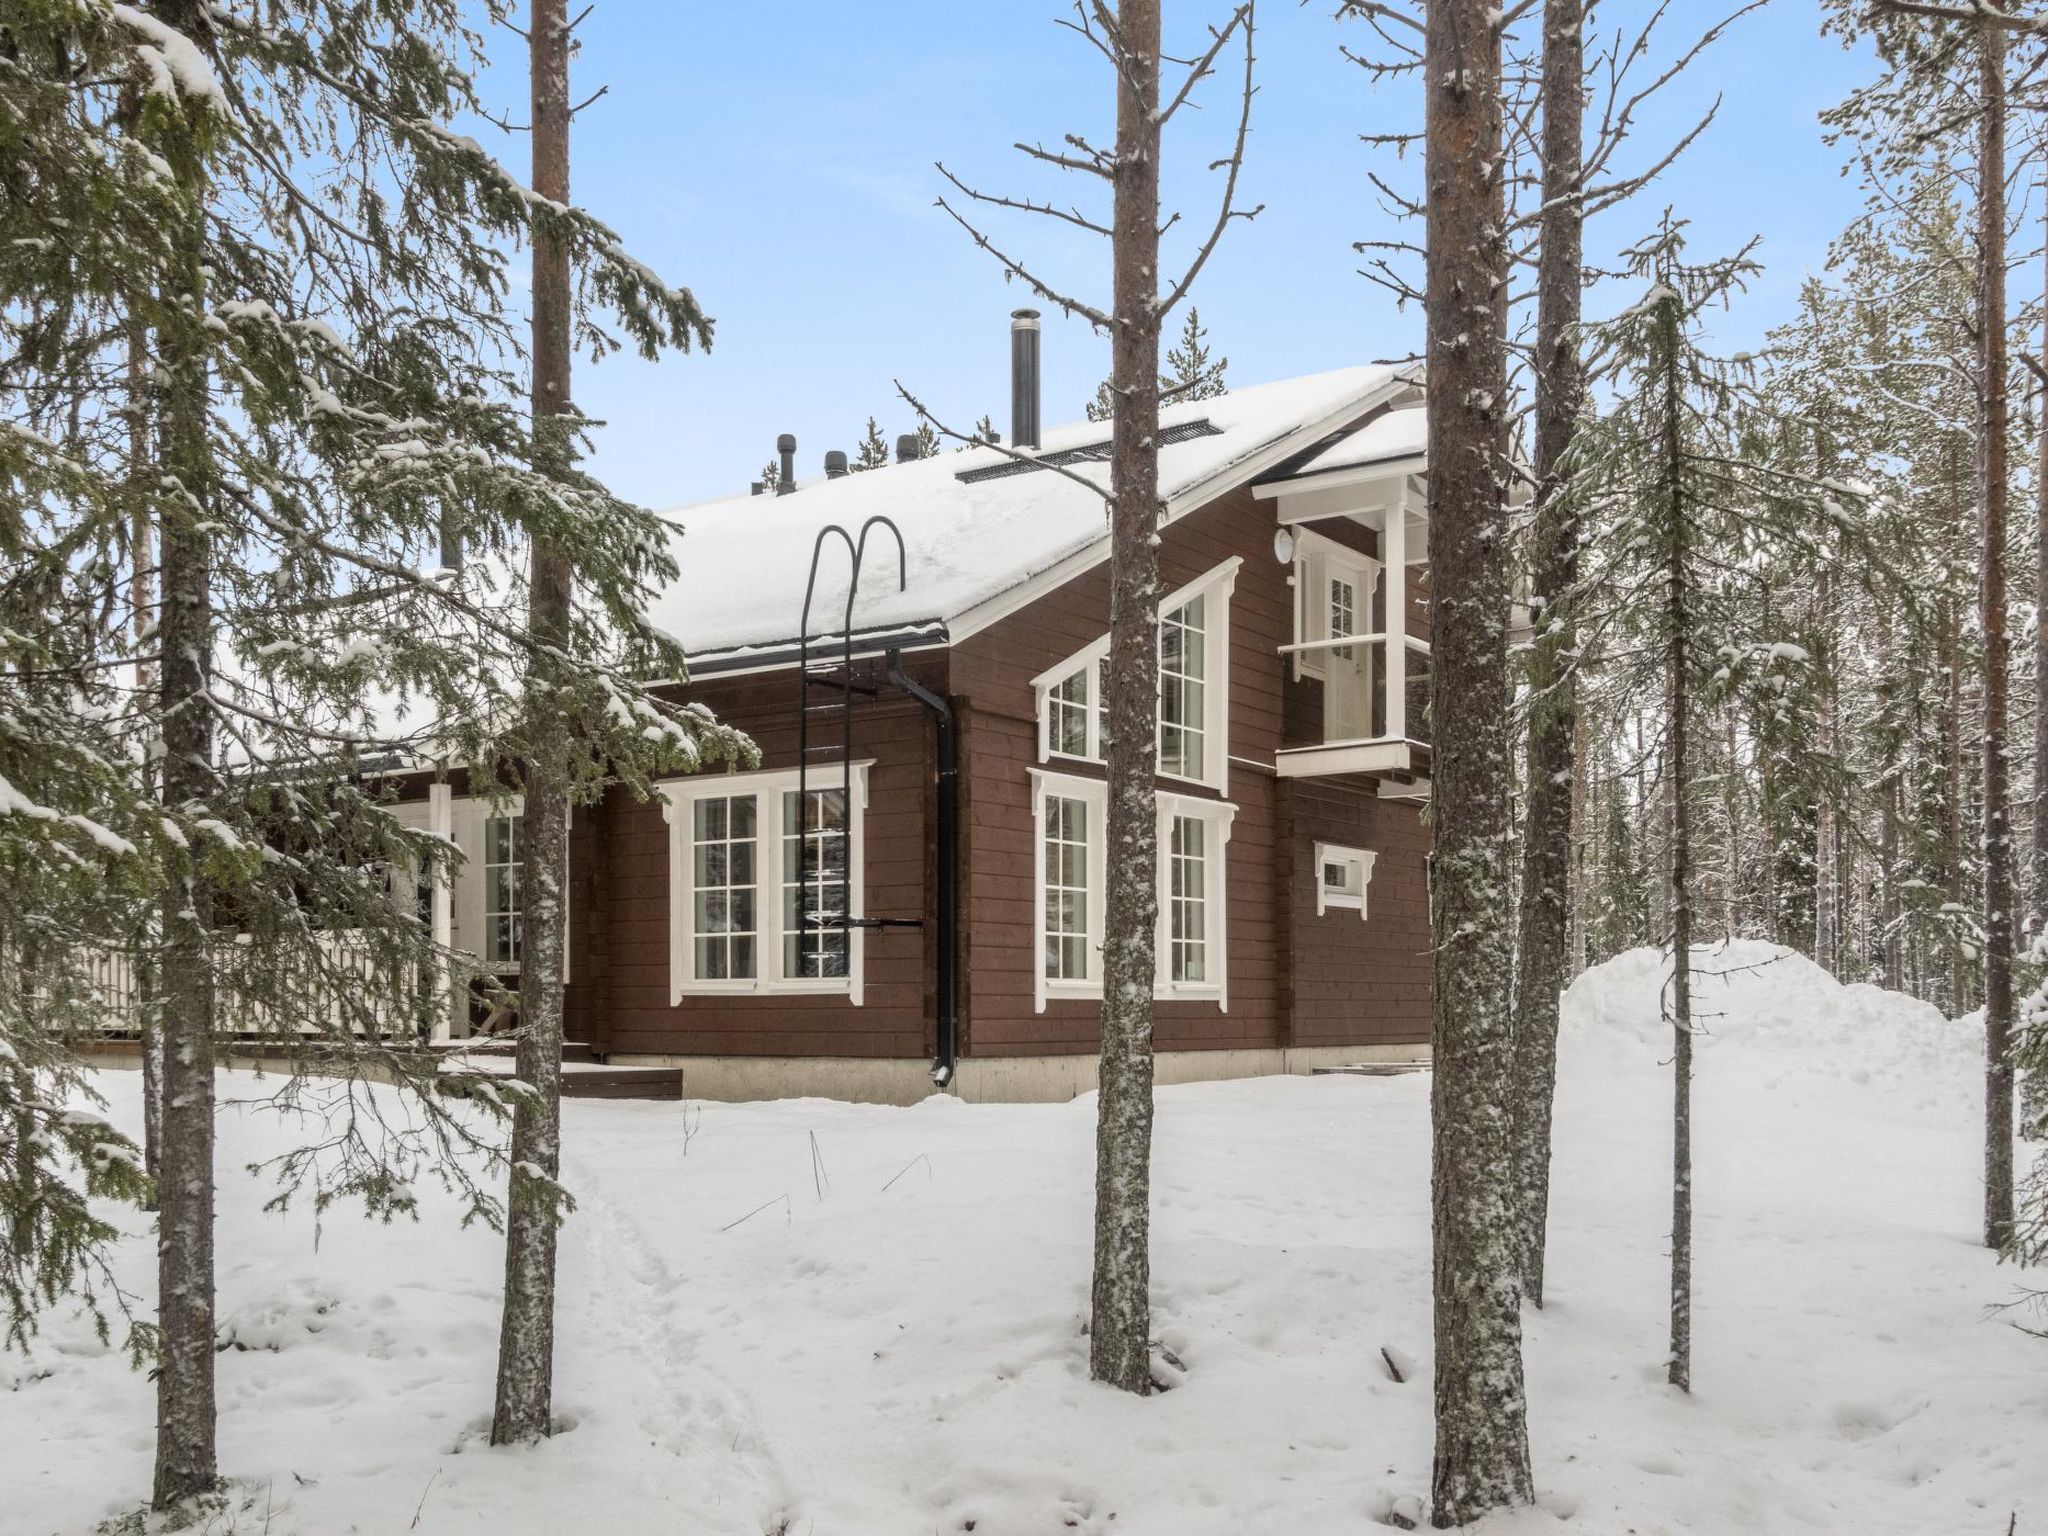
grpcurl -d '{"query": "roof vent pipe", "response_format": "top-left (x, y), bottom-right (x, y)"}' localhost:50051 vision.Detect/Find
top-left (824, 449), bottom-right (849, 479)
top-left (750, 481), bottom-right (765, 497)
top-left (1010, 307), bottom-right (1041, 451)
top-left (776, 433), bottom-right (797, 495)
top-left (895, 433), bottom-right (921, 464)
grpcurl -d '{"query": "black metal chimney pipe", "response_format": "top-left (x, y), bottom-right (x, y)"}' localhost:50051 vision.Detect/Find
top-left (895, 433), bottom-right (921, 464)
top-left (1010, 308), bottom-right (1041, 450)
top-left (776, 432), bottom-right (797, 494)
top-left (824, 449), bottom-right (849, 479)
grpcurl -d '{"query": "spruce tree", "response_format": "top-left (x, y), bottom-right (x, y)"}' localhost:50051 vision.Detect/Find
top-left (4, 0), bottom-right (734, 1505)
top-left (1571, 222), bottom-right (1882, 1388)
top-left (854, 415), bottom-right (890, 470)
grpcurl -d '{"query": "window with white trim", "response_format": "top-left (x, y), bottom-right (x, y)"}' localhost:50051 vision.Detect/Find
top-left (782, 786), bottom-right (851, 980)
top-left (1030, 558), bottom-right (1238, 792)
top-left (661, 766), bottom-right (868, 1003)
top-left (1043, 792), bottom-right (1094, 983)
top-left (1167, 814), bottom-right (1208, 984)
top-left (1044, 652), bottom-right (1111, 761)
top-left (1158, 595), bottom-right (1207, 780)
top-left (1031, 770), bottom-right (1235, 1011)
top-left (483, 814), bottom-right (522, 969)
top-left (691, 793), bottom-right (759, 981)
top-left (1315, 842), bottom-right (1378, 919)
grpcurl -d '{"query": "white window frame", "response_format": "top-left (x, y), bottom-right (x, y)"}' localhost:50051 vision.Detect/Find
top-left (658, 763), bottom-right (870, 1006)
top-left (443, 793), bottom-right (572, 985)
top-left (1032, 639), bottom-right (1113, 764)
top-left (1156, 792), bottom-right (1236, 1007)
top-left (1031, 769), bottom-right (1108, 1012)
top-left (1030, 769), bottom-right (1236, 1013)
top-left (1029, 556), bottom-right (1239, 794)
top-left (1314, 841), bottom-right (1378, 920)
top-left (1291, 528), bottom-right (1382, 684)
top-left (481, 811), bottom-right (523, 971)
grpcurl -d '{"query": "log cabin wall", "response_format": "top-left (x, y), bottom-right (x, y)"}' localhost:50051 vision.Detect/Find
top-left (949, 471), bottom-right (1434, 1061)
top-left (587, 653), bottom-right (947, 1060)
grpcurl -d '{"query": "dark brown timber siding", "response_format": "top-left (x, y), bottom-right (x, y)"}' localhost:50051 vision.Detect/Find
top-left (951, 473), bottom-right (1433, 1059)
top-left (586, 653), bottom-right (944, 1060)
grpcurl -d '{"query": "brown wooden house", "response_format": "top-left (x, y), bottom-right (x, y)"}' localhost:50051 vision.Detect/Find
top-left (399, 319), bottom-right (1436, 1102)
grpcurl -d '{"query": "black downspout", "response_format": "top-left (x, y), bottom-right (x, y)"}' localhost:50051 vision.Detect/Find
top-left (886, 649), bottom-right (959, 1087)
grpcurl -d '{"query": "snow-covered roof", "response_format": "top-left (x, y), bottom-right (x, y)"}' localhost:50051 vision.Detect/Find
top-left (1285, 405), bottom-right (1426, 481)
top-left (646, 366), bottom-right (1409, 662)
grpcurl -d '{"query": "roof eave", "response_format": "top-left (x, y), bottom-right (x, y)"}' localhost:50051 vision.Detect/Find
top-left (942, 369), bottom-right (1424, 647)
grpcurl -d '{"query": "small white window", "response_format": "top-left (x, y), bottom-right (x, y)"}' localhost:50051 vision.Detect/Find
top-left (1315, 842), bottom-right (1378, 919)
top-left (483, 814), bottom-right (522, 968)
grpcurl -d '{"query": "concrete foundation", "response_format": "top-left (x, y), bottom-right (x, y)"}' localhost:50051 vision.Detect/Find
top-left (607, 1043), bottom-right (1429, 1106)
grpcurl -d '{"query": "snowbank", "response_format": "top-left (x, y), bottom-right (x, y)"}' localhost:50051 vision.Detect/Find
top-left (3, 957), bottom-right (2040, 1535)
top-left (1563, 940), bottom-right (1983, 1114)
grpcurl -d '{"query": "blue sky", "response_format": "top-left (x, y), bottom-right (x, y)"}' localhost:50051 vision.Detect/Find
top-left (479, 3), bottom-right (1876, 511)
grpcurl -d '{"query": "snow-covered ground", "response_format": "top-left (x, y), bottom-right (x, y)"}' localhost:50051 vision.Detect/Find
top-left (7, 943), bottom-right (2043, 1535)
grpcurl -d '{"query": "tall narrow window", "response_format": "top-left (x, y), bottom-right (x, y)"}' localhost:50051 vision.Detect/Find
top-left (1159, 594), bottom-right (1207, 779)
top-left (1043, 793), bottom-right (1092, 982)
top-left (782, 787), bottom-right (850, 979)
top-left (483, 815), bottom-right (522, 968)
top-left (692, 794), bottom-right (758, 980)
top-left (1168, 814), bottom-right (1208, 983)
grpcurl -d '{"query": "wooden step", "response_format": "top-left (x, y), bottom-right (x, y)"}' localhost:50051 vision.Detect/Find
top-left (558, 1065), bottom-right (685, 1101)
top-left (438, 1038), bottom-right (598, 1064)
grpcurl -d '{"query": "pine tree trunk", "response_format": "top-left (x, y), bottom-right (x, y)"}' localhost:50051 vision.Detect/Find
top-left (1976, 20), bottom-right (2016, 1250)
top-left (1813, 568), bottom-right (1837, 976)
top-left (1507, 0), bottom-right (1584, 1313)
top-left (1569, 707), bottom-right (1591, 975)
top-left (2027, 178), bottom-right (2048, 1138)
top-left (1424, 1), bottom-right (1533, 1521)
top-left (1723, 700), bottom-right (1742, 943)
top-left (127, 310), bottom-right (163, 1212)
top-left (1659, 292), bottom-right (1694, 1395)
top-left (151, 3), bottom-right (218, 1497)
top-left (1945, 446), bottom-right (1967, 1015)
top-left (492, 0), bottom-right (572, 1442)
top-left (1089, 0), bottom-right (1162, 1399)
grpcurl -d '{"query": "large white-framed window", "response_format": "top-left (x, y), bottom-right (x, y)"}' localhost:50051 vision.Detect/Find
top-left (1032, 770), bottom-right (1107, 1009)
top-left (1030, 557), bottom-right (1239, 793)
top-left (659, 763), bottom-right (870, 1005)
top-left (1030, 769), bottom-right (1235, 1012)
top-left (689, 792), bottom-right (760, 983)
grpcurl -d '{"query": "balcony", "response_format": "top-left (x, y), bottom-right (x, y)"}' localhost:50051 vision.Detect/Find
top-left (1252, 403), bottom-right (1433, 794)
top-left (1276, 631), bottom-right (1431, 784)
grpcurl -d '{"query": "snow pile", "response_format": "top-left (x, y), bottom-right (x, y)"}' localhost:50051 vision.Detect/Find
top-left (1562, 940), bottom-right (1982, 1113)
top-left (4, 960), bottom-right (2041, 1536)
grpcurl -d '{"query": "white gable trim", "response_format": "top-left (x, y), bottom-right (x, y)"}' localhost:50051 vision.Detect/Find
top-left (946, 372), bottom-right (1421, 646)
